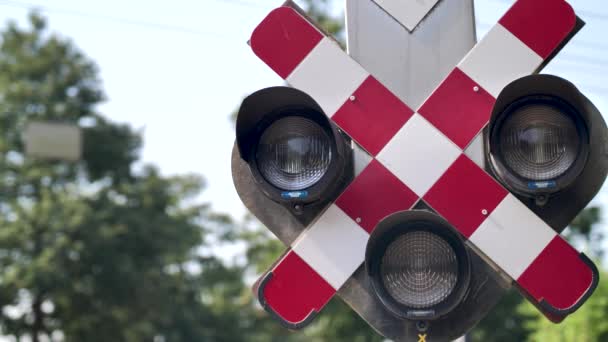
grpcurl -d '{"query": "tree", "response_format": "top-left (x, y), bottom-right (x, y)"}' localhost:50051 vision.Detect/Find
top-left (518, 266), bottom-right (608, 342)
top-left (301, 0), bottom-right (344, 40)
top-left (0, 13), bottom-right (248, 341)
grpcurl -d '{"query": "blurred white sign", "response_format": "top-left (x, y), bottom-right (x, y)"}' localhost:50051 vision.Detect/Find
top-left (23, 121), bottom-right (82, 161)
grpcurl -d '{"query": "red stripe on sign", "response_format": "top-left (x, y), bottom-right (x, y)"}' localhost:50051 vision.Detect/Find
top-left (418, 68), bottom-right (496, 150)
top-left (259, 251), bottom-right (335, 326)
top-left (518, 236), bottom-right (596, 316)
top-left (336, 159), bottom-right (418, 233)
top-left (251, 7), bottom-right (323, 79)
top-left (332, 76), bottom-right (415, 156)
top-left (424, 154), bottom-right (508, 238)
top-left (499, 0), bottom-right (576, 59)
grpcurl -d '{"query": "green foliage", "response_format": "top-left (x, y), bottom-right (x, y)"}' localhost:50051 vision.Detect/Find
top-left (0, 13), bottom-right (248, 342)
top-left (473, 274), bottom-right (608, 342)
top-left (82, 116), bottom-right (141, 183)
top-left (568, 206), bottom-right (604, 259)
top-left (0, 5), bottom-right (379, 342)
top-left (513, 207), bottom-right (608, 342)
top-left (518, 267), bottom-right (608, 342)
top-left (571, 206), bottom-right (601, 237)
top-left (469, 290), bottom-right (532, 342)
top-left (300, 0), bottom-right (344, 40)
top-left (3, 3), bottom-right (607, 342)
top-left (471, 206), bottom-right (607, 342)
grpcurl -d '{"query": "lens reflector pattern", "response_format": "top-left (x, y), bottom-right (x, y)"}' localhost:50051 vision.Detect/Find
top-left (497, 103), bottom-right (580, 181)
top-left (256, 116), bottom-right (332, 190)
top-left (380, 231), bottom-right (459, 309)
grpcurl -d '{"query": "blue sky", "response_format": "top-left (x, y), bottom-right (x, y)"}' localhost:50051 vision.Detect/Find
top-left (0, 0), bottom-right (607, 220)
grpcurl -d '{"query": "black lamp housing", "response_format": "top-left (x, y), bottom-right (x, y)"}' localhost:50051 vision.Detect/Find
top-left (485, 74), bottom-right (608, 232)
top-left (235, 86), bottom-right (353, 224)
top-left (365, 210), bottom-right (471, 321)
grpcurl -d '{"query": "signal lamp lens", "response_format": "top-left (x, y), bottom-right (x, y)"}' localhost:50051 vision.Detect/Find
top-left (489, 96), bottom-right (589, 197)
top-left (366, 211), bottom-right (471, 320)
top-left (381, 230), bottom-right (459, 309)
top-left (497, 103), bottom-right (581, 181)
top-left (255, 116), bottom-right (332, 191)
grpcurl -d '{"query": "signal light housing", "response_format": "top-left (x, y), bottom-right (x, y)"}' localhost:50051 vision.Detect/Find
top-left (235, 86), bottom-right (353, 224)
top-left (365, 210), bottom-right (471, 321)
top-left (486, 74), bottom-right (608, 231)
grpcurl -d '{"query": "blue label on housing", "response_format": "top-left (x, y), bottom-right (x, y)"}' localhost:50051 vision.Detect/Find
top-left (281, 191), bottom-right (309, 199)
top-left (527, 180), bottom-right (557, 189)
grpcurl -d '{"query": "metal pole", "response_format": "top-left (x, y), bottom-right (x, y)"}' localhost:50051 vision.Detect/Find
top-left (345, 0), bottom-right (484, 167)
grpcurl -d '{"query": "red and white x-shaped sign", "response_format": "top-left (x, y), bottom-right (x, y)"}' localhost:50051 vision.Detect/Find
top-left (251, 0), bottom-right (596, 328)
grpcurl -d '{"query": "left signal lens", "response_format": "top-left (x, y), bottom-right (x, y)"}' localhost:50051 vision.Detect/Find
top-left (256, 116), bottom-right (333, 191)
top-left (236, 86), bottom-right (353, 221)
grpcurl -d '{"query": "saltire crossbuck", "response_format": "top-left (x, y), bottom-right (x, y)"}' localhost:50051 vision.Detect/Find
top-left (250, 0), bottom-right (597, 329)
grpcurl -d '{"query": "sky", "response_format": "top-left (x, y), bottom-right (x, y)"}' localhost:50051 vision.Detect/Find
top-left (0, 0), bottom-right (607, 221)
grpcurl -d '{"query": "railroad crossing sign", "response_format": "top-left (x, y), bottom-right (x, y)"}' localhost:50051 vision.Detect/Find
top-left (236, 0), bottom-right (602, 338)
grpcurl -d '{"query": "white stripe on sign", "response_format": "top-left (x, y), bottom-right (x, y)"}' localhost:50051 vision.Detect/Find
top-left (458, 24), bottom-right (543, 97)
top-left (377, 113), bottom-right (461, 197)
top-left (470, 194), bottom-right (556, 279)
top-left (287, 37), bottom-right (369, 117)
top-left (292, 204), bottom-right (369, 290)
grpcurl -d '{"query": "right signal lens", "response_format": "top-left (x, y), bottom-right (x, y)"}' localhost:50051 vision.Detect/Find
top-left (489, 96), bottom-right (589, 196)
top-left (497, 103), bottom-right (581, 181)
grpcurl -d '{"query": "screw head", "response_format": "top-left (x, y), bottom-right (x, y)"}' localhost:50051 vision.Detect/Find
top-left (416, 320), bottom-right (428, 332)
top-left (481, 209), bottom-right (488, 216)
top-left (473, 86), bottom-right (480, 92)
top-left (355, 217), bottom-right (362, 223)
top-left (349, 95), bottom-right (356, 101)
